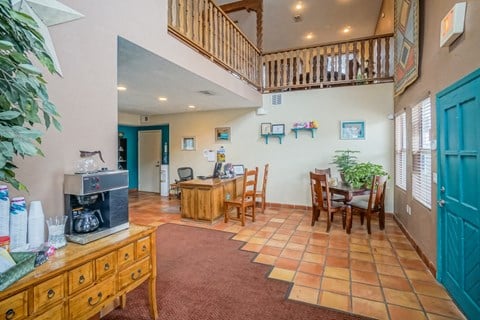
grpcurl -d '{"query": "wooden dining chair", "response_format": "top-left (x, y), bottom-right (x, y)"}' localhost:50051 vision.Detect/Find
top-left (255, 164), bottom-right (269, 213)
top-left (315, 168), bottom-right (345, 203)
top-left (309, 172), bottom-right (350, 232)
top-left (224, 167), bottom-right (258, 226)
top-left (347, 175), bottom-right (388, 234)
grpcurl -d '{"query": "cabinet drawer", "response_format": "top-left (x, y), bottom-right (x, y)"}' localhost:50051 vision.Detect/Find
top-left (95, 251), bottom-right (116, 280)
top-left (136, 236), bottom-right (151, 260)
top-left (0, 291), bottom-right (27, 320)
top-left (68, 262), bottom-right (93, 294)
top-left (33, 274), bottom-right (64, 313)
top-left (33, 303), bottom-right (63, 320)
top-left (118, 257), bottom-right (150, 290)
top-left (117, 243), bottom-right (134, 268)
top-left (68, 277), bottom-right (115, 319)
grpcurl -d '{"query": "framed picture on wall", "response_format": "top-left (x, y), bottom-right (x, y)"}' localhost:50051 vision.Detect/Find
top-left (271, 124), bottom-right (285, 135)
top-left (260, 123), bottom-right (272, 135)
top-left (215, 127), bottom-right (231, 142)
top-left (181, 136), bottom-right (196, 151)
top-left (340, 121), bottom-right (365, 140)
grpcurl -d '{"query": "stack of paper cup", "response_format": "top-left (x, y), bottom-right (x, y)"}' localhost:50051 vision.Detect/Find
top-left (9, 197), bottom-right (27, 250)
top-left (28, 201), bottom-right (45, 248)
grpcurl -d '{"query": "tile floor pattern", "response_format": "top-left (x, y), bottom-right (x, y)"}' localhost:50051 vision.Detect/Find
top-left (128, 192), bottom-right (467, 320)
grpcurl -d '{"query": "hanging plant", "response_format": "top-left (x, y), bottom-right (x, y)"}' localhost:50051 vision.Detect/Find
top-left (0, 0), bottom-right (61, 190)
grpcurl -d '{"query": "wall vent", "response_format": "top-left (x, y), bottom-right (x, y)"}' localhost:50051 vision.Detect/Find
top-left (140, 115), bottom-right (149, 123)
top-left (271, 93), bottom-right (282, 106)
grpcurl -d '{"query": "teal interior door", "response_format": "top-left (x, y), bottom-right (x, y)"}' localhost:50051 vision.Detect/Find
top-left (437, 68), bottom-right (480, 319)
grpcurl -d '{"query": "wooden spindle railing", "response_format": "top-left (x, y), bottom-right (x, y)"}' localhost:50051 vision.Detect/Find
top-left (168, 0), bottom-right (262, 89)
top-left (261, 34), bottom-right (394, 92)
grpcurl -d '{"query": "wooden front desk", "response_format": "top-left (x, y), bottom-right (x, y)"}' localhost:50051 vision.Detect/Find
top-left (180, 176), bottom-right (243, 223)
top-left (0, 224), bottom-right (157, 320)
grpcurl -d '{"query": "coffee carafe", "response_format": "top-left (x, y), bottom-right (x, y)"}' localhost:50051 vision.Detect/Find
top-left (73, 209), bottom-right (104, 233)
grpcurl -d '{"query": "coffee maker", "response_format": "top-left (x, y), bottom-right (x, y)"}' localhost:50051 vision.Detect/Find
top-left (64, 170), bottom-right (129, 244)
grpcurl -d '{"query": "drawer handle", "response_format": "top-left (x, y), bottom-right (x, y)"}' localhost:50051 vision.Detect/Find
top-left (124, 253), bottom-right (129, 260)
top-left (5, 309), bottom-right (15, 320)
top-left (131, 269), bottom-right (142, 280)
top-left (104, 263), bottom-right (110, 271)
top-left (88, 292), bottom-right (103, 306)
top-left (142, 245), bottom-right (147, 252)
top-left (79, 275), bottom-right (85, 284)
top-left (47, 289), bottom-right (55, 299)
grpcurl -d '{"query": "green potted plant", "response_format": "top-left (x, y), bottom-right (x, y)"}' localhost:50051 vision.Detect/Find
top-left (331, 150), bottom-right (359, 180)
top-left (343, 162), bottom-right (388, 188)
top-left (0, 1), bottom-right (60, 190)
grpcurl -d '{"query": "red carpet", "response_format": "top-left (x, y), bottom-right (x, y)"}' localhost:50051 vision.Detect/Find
top-left (104, 224), bottom-right (371, 320)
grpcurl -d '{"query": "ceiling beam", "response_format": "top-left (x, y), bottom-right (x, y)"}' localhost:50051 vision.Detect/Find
top-left (220, 0), bottom-right (261, 14)
top-left (220, 0), bottom-right (263, 51)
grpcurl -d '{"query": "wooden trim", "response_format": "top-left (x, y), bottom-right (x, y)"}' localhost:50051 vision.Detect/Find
top-left (220, 0), bottom-right (262, 14)
top-left (262, 33), bottom-right (394, 55)
top-left (393, 214), bottom-right (437, 277)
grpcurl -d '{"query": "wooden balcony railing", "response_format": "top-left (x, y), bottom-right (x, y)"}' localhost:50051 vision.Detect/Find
top-left (262, 34), bottom-right (394, 92)
top-left (168, 0), bottom-right (262, 89)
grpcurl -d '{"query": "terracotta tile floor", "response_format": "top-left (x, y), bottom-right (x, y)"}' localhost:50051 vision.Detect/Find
top-left (128, 192), bottom-right (466, 320)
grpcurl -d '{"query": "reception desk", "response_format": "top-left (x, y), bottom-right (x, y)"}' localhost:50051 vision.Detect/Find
top-left (180, 176), bottom-right (243, 223)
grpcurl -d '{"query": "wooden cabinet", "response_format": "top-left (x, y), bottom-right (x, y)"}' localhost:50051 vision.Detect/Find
top-left (0, 224), bottom-right (157, 320)
top-left (180, 176), bottom-right (243, 222)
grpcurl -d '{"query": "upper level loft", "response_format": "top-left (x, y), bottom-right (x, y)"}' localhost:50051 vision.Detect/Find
top-left (167, 0), bottom-right (394, 93)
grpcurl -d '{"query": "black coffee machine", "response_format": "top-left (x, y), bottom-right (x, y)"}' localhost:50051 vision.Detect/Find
top-left (64, 170), bottom-right (129, 244)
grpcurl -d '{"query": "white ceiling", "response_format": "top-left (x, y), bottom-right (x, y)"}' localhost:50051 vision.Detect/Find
top-left (118, 0), bottom-right (384, 116)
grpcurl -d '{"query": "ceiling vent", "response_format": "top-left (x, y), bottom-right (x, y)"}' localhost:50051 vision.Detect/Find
top-left (198, 90), bottom-right (216, 96)
top-left (140, 115), bottom-right (149, 123)
top-left (271, 93), bottom-right (282, 106)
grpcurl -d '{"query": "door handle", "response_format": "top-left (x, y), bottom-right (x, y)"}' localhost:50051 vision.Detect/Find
top-left (437, 199), bottom-right (445, 207)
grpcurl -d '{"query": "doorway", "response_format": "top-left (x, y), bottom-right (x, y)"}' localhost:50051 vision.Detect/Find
top-left (436, 68), bottom-right (480, 319)
top-left (138, 130), bottom-right (162, 193)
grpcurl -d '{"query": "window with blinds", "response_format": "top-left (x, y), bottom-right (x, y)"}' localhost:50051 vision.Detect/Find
top-left (395, 112), bottom-right (407, 190)
top-left (411, 98), bottom-right (432, 208)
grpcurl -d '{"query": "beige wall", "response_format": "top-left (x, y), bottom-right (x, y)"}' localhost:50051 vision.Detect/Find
top-left (375, 0), bottom-right (394, 35)
top-left (11, 0), bottom-right (259, 217)
top-left (394, 0), bottom-right (480, 266)
top-left (141, 83), bottom-right (394, 211)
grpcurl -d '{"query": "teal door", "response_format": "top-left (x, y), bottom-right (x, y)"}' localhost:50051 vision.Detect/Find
top-left (437, 68), bottom-right (480, 319)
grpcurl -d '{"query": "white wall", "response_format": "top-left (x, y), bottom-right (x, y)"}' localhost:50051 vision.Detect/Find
top-left (144, 83), bottom-right (394, 211)
top-left (11, 0), bottom-right (259, 217)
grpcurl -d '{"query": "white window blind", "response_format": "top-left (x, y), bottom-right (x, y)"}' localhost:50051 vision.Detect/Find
top-left (412, 98), bottom-right (432, 208)
top-left (395, 112), bottom-right (407, 190)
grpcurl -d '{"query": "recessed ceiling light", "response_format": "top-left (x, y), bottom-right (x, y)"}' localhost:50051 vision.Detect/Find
top-left (295, 2), bottom-right (303, 10)
top-left (343, 26), bottom-right (351, 33)
top-left (158, 97), bottom-right (167, 101)
top-left (305, 33), bottom-right (314, 40)
top-left (188, 105), bottom-right (196, 109)
top-left (117, 86), bottom-right (127, 91)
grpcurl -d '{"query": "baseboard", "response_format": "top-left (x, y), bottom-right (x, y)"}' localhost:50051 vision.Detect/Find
top-left (267, 202), bottom-right (309, 210)
top-left (393, 214), bottom-right (437, 277)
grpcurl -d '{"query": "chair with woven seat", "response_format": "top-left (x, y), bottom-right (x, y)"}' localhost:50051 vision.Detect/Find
top-left (309, 172), bottom-right (350, 232)
top-left (224, 167), bottom-right (258, 226)
top-left (347, 175), bottom-right (388, 234)
top-left (255, 164), bottom-right (269, 213)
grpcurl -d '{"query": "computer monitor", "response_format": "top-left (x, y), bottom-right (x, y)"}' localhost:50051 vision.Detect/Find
top-left (212, 162), bottom-right (222, 178)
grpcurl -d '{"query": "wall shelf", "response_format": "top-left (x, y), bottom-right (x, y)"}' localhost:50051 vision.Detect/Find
top-left (261, 134), bottom-right (284, 144)
top-left (291, 128), bottom-right (317, 138)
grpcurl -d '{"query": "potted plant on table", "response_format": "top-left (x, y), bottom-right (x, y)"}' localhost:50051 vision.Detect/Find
top-left (343, 162), bottom-right (388, 189)
top-left (331, 150), bottom-right (359, 181)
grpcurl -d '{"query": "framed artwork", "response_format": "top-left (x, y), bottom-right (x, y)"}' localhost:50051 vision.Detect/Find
top-left (181, 136), bottom-right (196, 151)
top-left (340, 121), bottom-right (365, 140)
top-left (260, 123), bottom-right (271, 135)
top-left (271, 124), bottom-right (285, 135)
top-left (215, 127), bottom-right (231, 142)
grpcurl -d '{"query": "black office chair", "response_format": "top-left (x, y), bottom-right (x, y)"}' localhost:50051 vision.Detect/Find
top-left (176, 167), bottom-right (194, 183)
